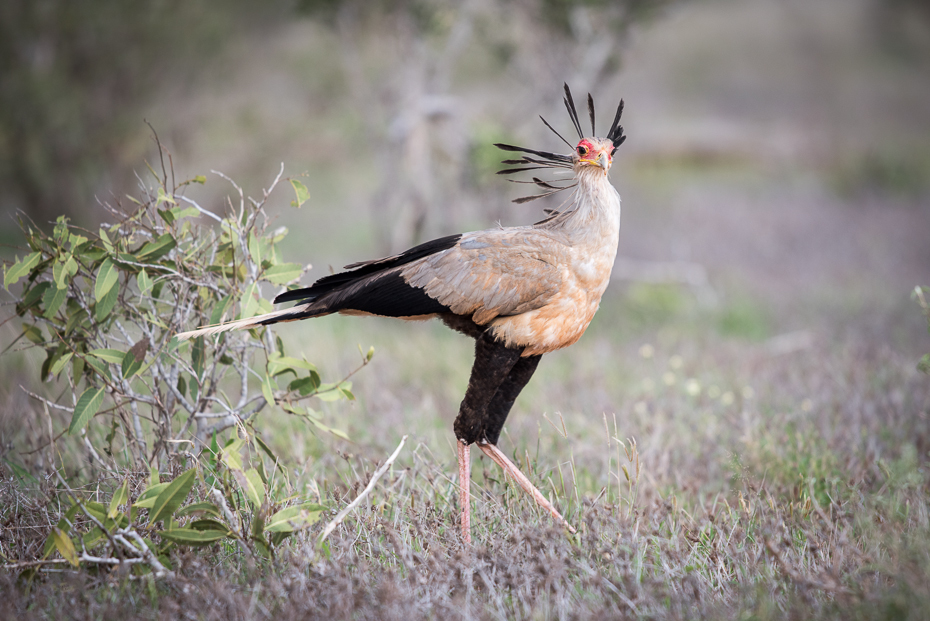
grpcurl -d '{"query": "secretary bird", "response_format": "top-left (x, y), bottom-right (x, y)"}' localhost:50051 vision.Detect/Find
top-left (177, 84), bottom-right (626, 543)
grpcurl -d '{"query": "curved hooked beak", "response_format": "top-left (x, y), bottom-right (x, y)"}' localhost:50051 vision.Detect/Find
top-left (596, 151), bottom-right (611, 172)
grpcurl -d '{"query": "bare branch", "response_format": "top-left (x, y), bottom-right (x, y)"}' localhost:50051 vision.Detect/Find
top-left (318, 435), bottom-right (408, 546)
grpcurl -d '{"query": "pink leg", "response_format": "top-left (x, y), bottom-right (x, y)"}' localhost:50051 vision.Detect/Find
top-left (457, 440), bottom-right (471, 544)
top-left (477, 441), bottom-right (576, 534)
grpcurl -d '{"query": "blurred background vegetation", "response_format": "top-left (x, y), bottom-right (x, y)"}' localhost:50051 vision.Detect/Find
top-left (1, 0), bottom-right (927, 322)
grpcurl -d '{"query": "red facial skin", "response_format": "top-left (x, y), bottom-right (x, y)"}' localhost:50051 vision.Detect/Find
top-left (575, 139), bottom-right (612, 166)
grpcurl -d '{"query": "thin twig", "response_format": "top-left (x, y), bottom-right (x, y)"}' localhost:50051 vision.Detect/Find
top-left (177, 196), bottom-right (223, 222)
top-left (318, 435), bottom-right (408, 546)
top-left (2, 558), bottom-right (72, 570)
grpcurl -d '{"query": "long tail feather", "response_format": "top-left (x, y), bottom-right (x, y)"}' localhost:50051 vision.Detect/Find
top-left (175, 304), bottom-right (311, 341)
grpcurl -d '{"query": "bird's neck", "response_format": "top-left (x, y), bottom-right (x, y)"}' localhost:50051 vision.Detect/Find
top-left (548, 168), bottom-right (621, 236)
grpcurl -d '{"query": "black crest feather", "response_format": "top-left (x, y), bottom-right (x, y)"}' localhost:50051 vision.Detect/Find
top-left (539, 115), bottom-right (573, 149)
top-left (562, 83), bottom-right (584, 139)
top-left (494, 84), bottom-right (626, 203)
top-left (606, 99), bottom-right (626, 151)
top-left (587, 93), bottom-right (596, 135)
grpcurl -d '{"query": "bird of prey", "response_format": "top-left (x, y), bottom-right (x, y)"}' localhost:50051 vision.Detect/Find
top-left (178, 84), bottom-right (626, 543)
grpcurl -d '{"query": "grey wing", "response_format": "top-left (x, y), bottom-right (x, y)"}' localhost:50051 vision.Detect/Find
top-left (401, 229), bottom-right (564, 325)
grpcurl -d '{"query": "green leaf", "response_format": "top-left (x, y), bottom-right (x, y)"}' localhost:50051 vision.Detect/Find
top-left (121, 350), bottom-right (143, 379)
top-left (310, 419), bottom-right (350, 440)
top-left (262, 263), bottom-right (303, 285)
top-left (42, 285), bottom-right (67, 319)
top-left (22, 324), bottom-right (44, 345)
top-left (254, 435), bottom-right (283, 473)
top-left (69, 233), bottom-right (88, 249)
top-left (192, 336), bottom-right (205, 380)
top-left (65, 304), bottom-right (89, 334)
top-left (176, 502), bottom-right (222, 519)
top-left (137, 268), bottom-right (153, 294)
top-left (42, 346), bottom-right (65, 382)
top-left (221, 439), bottom-right (246, 471)
top-left (248, 232), bottom-right (262, 266)
top-left (42, 504), bottom-right (79, 558)
top-left (189, 518), bottom-right (232, 533)
top-left (84, 356), bottom-right (112, 381)
top-left (133, 482), bottom-right (170, 509)
top-left (289, 179), bottom-right (310, 208)
top-left (108, 480), bottom-right (130, 519)
top-left (177, 206), bottom-right (202, 219)
top-left (240, 283), bottom-right (260, 319)
top-left (172, 207), bottom-right (200, 220)
top-left (149, 468), bottom-right (197, 525)
top-left (99, 227), bottom-right (113, 252)
top-left (209, 295), bottom-right (234, 326)
top-left (235, 468), bottom-right (265, 507)
top-left (53, 217), bottom-right (70, 244)
top-left (89, 348), bottom-right (125, 364)
top-left (5, 458), bottom-right (41, 486)
top-left (50, 352), bottom-right (73, 377)
top-left (261, 373), bottom-right (276, 408)
top-left (69, 387), bottom-right (105, 434)
top-left (193, 175), bottom-right (206, 184)
top-left (78, 499), bottom-right (127, 530)
top-left (250, 511), bottom-right (266, 541)
top-left (316, 386), bottom-right (345, 402)
top-left (266, 503), bottom-right (325, 533)
top-left (267, 354), bottom-right (316, 376)
top-left (82, 527), bottom-right (106, 550)
top-left (51, 526), bottom-right (79, 566)
top-left (95, 284), bottom-right (118, 321)
top-left (52, 255), bottom-right (77, 290)
top-left (155, 187), bottom-right (176, 206)
top-left (136, 233), bottom-right (176, 263)
top-left (19, 281), bottom-right (51, 313)
top-left (288, 376), bottom-right (320, 396)
top-left (160, 528), bottom-right (228, 545)
top-left (94, 258), bottom-right (119, 301)
top-left (4, 252), bottom-right (42, 289)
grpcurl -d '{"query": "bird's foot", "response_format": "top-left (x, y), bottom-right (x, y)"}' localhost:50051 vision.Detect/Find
top-left (477, 441), bottom-right (577, 534)
top-left (457, 440), bottom-right (472, 544)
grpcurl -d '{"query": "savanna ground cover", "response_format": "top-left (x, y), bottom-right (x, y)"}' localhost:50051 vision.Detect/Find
top-left (2, 0), bottom-right (930, 618)
top-left (0, 152), bottom-right (928, 620)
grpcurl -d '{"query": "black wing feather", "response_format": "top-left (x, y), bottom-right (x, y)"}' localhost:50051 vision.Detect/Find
top-left (274, 234), bottom-right (462, 305)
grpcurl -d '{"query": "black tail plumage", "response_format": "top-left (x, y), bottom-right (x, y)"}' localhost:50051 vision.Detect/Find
top-left (176, 234), bottom-right (461, 341)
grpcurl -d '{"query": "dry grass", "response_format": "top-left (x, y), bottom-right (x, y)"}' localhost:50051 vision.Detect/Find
top-left (2, 302), bottom-right (929, 619)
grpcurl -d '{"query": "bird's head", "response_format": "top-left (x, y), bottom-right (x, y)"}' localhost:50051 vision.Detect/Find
top-left (572, 138), bottom-right (615, 175)
top-left (494, 84), bottom-right (625, 203)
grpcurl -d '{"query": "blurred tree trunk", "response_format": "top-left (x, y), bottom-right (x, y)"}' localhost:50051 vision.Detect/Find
top-left (301, 0), bottom-right (681, 254)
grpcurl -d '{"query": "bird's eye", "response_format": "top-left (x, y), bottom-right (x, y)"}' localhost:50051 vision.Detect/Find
top-left (577, 145), bottom-right (588, 156)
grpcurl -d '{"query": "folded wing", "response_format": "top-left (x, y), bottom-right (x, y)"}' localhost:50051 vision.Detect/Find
top-left (401, 229), bottom-right (562, 324)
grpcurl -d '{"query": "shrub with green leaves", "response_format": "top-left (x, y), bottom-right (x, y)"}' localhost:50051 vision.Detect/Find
top-left (3, 157), bottom-right (362, 574)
